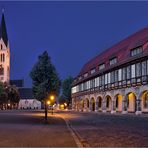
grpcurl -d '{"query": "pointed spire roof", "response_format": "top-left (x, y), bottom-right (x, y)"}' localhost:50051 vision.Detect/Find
top-left (0, 11), bottom-right (8, 47)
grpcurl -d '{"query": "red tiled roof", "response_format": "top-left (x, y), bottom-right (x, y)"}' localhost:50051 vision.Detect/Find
top-left (78, 27), bottom-right (148, 76)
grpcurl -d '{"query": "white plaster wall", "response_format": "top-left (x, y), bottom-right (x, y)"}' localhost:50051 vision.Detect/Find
top-left (18, 99), bottom-right (41, 109)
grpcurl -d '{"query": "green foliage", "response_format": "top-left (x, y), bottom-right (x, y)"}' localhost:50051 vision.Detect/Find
top-left (6, 84), bottom-right (20, 103)
top-left (30, 51), bottom-right (61, 101)
top-left (0, 82), bottom-right (20, 108)
top-left (60, 76), bottom-right (73, 105)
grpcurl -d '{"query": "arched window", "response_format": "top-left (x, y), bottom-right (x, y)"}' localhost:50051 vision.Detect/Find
top-left (0, 65), bottom-right (4, 75)
top-left (106, 97), bottom-right (110, 108)
top-left (144, 92), bottom-right (148, 108)
top-left (0, 54), bottom-right (2, 62)
top-left (98, 98), bottom-right (102, 108)
top-left (116, 97), bottom-right (119, 108)
top-left (3, 54), bottom-right (5, 62)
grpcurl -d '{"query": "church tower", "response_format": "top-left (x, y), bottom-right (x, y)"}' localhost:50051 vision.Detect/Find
top-left (0, 11), bottom-right (10, 83)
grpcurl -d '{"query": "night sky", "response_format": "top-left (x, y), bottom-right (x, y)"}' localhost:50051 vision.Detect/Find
top-left (1, 1), bottom-right (148, 87)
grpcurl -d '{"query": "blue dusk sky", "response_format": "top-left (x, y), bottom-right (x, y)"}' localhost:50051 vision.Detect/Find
top-left (1, 1), bottom-right (148, 87)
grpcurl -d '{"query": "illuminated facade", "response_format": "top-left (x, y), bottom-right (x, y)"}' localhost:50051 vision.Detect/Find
top-left (0, 12), bottom-right (10, 83)
top-left (71, 28), bottom-right (148, 114)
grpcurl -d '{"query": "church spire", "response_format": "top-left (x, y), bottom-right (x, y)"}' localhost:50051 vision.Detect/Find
top-left (0, 10), bottom-right (8, 47)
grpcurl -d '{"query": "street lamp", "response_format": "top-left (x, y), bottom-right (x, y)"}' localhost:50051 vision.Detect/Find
top-left (48, 94), bottom-right (55, 115)
top-left (50, 95), bottom-right (54, 101)
top-left (47, 100), bottom-right (51, 105)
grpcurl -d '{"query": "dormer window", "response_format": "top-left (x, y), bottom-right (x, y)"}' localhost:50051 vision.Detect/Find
top-left (131, 46), bottom-right (142, 57)
top-left (78, 76), bottom-right (82, 80)
top-left (84, 73), bottom-right (88, 78)
top-left (91, 68), bottom-right (96, 74)
top-left (99, 63), bottom-right (105, 70)
top-left (110, 57), bottom-right (117, 65)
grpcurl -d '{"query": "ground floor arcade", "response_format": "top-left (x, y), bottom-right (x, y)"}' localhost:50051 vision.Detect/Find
top-left (72, 85), bottom-right (148, 114)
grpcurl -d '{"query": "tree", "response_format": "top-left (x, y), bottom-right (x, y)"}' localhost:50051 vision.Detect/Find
top-left (0, 82), bottom-right (7, 109)
top-left (30, 51), bottom-right (61, 121)
top-left (0, 83), bottom-right (20, 109)
top-left (6, 84), bottom-right (20, 108)
top-left (60, 76), bottom-right (73, 106)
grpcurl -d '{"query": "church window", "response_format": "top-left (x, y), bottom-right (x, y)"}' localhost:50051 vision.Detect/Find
top-left (3, 54), bottom-right (5, 62)
top-left (0, 65), bottom-right (4, 75)
top-left (0, 54), bottom-right (2, 62)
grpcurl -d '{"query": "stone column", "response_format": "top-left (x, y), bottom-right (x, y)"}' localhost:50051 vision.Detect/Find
top-left (122, 95), bottom-right (128, 114)
top-left (111, 100), bottom-right (116, 114)
top-left (135, 99), bottom-right (142, 115)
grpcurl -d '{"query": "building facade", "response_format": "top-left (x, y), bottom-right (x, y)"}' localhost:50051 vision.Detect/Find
top-left (71, 28), bottom-right (148, 115)
top-left (0, 12), bottom-right (10, 83)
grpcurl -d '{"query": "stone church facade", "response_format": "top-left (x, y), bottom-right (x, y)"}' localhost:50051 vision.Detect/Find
top-left (72, 28), bottom-right (148, 114)
top-left (0, 12), bottom-right (10, 83)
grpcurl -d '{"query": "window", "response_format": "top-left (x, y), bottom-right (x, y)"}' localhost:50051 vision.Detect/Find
top-left (116, 97), bottom-right (119, 108)
top-left (0, 65), bottom-right (4, 75)
top-left (0, 54), bottom-right (2, 62)
top-left (142, 61), bottom-right (147, 76)
top-left (111, 71), bottom-right (115, 83)
top-left (72, 86), bottom-right (77, 94)
top-left (114, 70), bottom-right (118, 82)
top-left (131, 64), bottom-right (136, 78)
top-left (102, 75), bottom-right (105, 86)
top-left (87, 81), bottom-right (90, 89)
top-left (131, 46), bottom-right (142, 57)
top-left (1, 44), bottom-right (2, 50)
top-left (107, 73), bottom-right (111, 84)
top-left (98, 99), bottom-right (102, 108)
top-left (127, 66), bottom-right (131, 79)
top-left (78, 76), bottom-right (82, 80)
top-left (110, 57), bottom-right (117, 65)
top-left (136, 63), bottom-right (141, 77)
top-left (118, 69), bottom-right (122, 81)
top-left (91, 68), bottom-right (96, 74)
top-left (122, 67), bottom-right (126, 80)
top-left (84, 73), bottom-right (88, 78)
top-left (106, 97), bottom-right (110, 108)
top-left (3, 54), bottom-right (5, 62)
top-left (105, 74), bottom-right (108, 85)
top-left (99, 63), bottom-right (105, 70)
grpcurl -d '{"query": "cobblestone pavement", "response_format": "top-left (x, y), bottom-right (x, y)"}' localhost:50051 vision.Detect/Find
top-left (57, 110), bottom-right (148, 147)
top-left (0, 110), bottom-right (77, 147)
